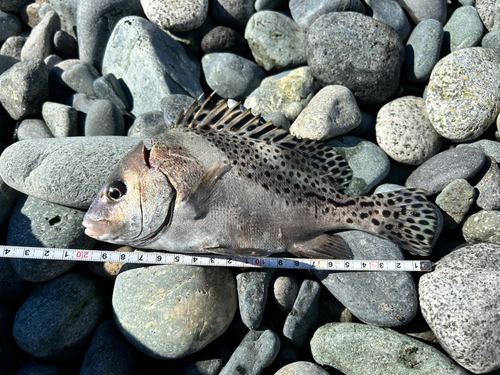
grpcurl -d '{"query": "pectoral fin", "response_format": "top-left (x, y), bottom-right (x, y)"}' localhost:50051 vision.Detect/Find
top-left (290, 234), bottom-right (352, 259)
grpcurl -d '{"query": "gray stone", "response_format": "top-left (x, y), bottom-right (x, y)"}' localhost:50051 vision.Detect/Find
top-left (7, 195), bottom-right (96, 282)
top-left (373, 183), bottom-right (406, 194)
top-left (289, 0), bottom-right (365, 31)
top-left (128, 110), bottom-right (168, 137)
top-left (210, 0), bottom-right (254, 30)
top-left (376, 96), bottom-right (442, 165)
top-left (42, 101), bottom-right (78, 137)
top-left (80, 319), bottom-right (140, 375)
top-left (0, 175), bottom-right (22, 226)
top-left (275, 361), bottom-right (330, 375)
top-left (244, 66), bottom-right (316, 121)
top-left (13, 272), bottom-right (105, 361)
top-left (397, 0), bottom-right (447, 24)
top-left (47, 58), bottom-right (80, 103)
top-left (254, 0), bottom-right (288, 11)
top-left (71, 92), bottom-right (96, 113)
top-left (419, 243), bottom-right (500, 373)
top-left (306, 12), bottom-right (404, 105)
top-left (161, 94), bottom-right (196, 126)
top-left (113, 264), bottom-right (237, 359)
top-left (21, 11), bottom-right (60, 61)
top-left (442, 6), bottom-right (483, 54)
top-left (20, 0), bottom-right (47, 28)
top-left (43, 54), bottom-right (61, 71)
top-left (102, 16), bottom-right (203, 116)
top-left (14, 361), bottom-right (61, 375)
top-left (476, 0), bottom-right (495, 31)
top-left (290, 85), bottom-right (361, 141)
top-left (201, 26), bottom-right (250, 57)
top-left (312, 231), bottom-right (418, 327)
top-left (93, 73), bottom-right (129, 110)
top-left (0, 35), bottom-right (26, 59)
top-left (327, 136), bottom-right (390, 196)
top-left (61, 63), bottom-right (100, 96)
top-left (0, 257), bottom-right (31, 302)
top-left (0, 58), bottom-right (49, 120)
top-left (52, 29), bottom-right (77, 60)
top-left (405, 147), bottom-right (486, 195)
top-left (475, 157), bottom-right (500, 210)
top-left (271, 272), bottom-right (299, 313)
top-left (219, 329), bottom-right (280, 375)
top-left (16, 118), bottom-right (54, 140)
top-left (402, 19), bottom-right (444, 83)
top-left (262, 112), bottom-right (290, 130)
top-left (365, 0), bottom-right (410, 40)
top-left (435, 179), bottom-right (476, 229)
top-left (426, 47), bottom-right (500, 142)
top-left (462, 210), bottom-right (500, 244)
top-left (457, 139), bottom-right (500, 162)
top-left (0, 0), bottom-right (31, 12)
top-left (0, 54), bottom-right (18, 75)
top-left (0, 136), bottom-right (147, 209)
top-left (482, 30), bottom-right (500, 57)
top-left (0, 10), bottom-right (21, 43)
top-left (283, 279), bottom-right (320, 348)
top-left (46, 0), bottom-right (77, 38)
top-left (85, 99), bottom-right (125, 136)
top-left (237, 268), bottom-right (276, 329)
top-left (245, 11), bottom-right (306, 72)
top-left (77, 0), bottom-right (144, 71)
top-left (311, 323), bottom-right (468, 375)
top-left (141, 0), bottom-right (208, 32)
top-left (202, 53), bottom-right (266, 101)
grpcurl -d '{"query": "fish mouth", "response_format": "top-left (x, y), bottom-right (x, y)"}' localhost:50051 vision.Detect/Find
top-left (82, 219), bottom-right (110, 239)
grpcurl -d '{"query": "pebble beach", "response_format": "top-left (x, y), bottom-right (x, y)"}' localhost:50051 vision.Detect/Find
top-left (0, 0), bottom-right (499, 374)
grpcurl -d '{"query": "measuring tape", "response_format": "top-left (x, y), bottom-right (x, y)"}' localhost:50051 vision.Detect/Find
top-left (0, 245), bottom-right (432, 272)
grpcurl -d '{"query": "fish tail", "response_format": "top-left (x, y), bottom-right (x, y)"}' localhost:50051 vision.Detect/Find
top-left (361, 189), bottom-right (443, 256)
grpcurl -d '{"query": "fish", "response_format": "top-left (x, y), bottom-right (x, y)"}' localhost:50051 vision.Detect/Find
top-left (82, 94), bottom-right (443, 258)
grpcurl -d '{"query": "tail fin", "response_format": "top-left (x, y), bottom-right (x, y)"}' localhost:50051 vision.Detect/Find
top-left (367, 189), bottom-right (443, 256)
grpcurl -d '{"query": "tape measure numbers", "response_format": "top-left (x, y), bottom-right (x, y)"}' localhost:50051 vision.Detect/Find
top-left (0, 245), bottom-right (432, 272)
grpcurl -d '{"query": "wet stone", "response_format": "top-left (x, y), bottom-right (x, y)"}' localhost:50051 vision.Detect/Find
top-left (128, 110), bottom-right (168, 138)
top-left (275, 361), bottom-right (330, 375)
top-left (61, 63), bottom-right (100, 96)
top-left (42, 101), bottom-right (78, 137)
top-left (365, 0), bottom-right (410, 41)
top-left (442, 6), bottom-right (484, 54)
top-left (53, 29), bottom-right (78, 60)
top-left (405, 147), bottom-right (486, 195)
top-left (0, 35), bottom-right (26, 59)
top-left (0, 10), bottom-right (22, 44)
top-left (462, 210), bottom-right (500, 245)
top-left (85, 99), bottom-right (125, 136)
top-left (16, 118), bottom-right (54, 140)
top-left (21, 10), bottom-right (60, 62)
top-left (141, 0), bottom-right (208, 32)
top-left (93, 73), bottom-right (130, 110)
top-left (201, 26), bottom-right (250, 57)
top-left (271, 272), bottom-right (299, 313)
top-left (435, 179), bottom-right (476, 229)
top-left (475, 157), bottom-right (500, 210)
top-left (398, 0), bottom-right (447, 24)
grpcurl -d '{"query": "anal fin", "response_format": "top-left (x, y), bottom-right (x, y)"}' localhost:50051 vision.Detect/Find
top-left (289, 234), bottom-right (352, 259)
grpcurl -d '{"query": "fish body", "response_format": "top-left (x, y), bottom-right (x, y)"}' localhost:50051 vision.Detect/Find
top-left (83, 96), bottom-right (442, 258)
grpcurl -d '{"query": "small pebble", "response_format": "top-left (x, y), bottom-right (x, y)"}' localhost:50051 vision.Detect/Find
top-left (398, 0), bottom-right (447, 24)
top-left (365, 0), bottom-right (410, 41)
top-left (142, 0), bottom-right (208, 32)
top-left (442, 5), bottom-right (484, 54)
top-left (15, 119), bottom-right (53, 141)
top-left (210, 0), bottom-right (255, 30)
top-left (85, 99), bottom-right (125, 136)
top-left (20, 0), bottom-right (47, 28)
top-left (201, 26), bottom-right (250, 57)
top-left (21, 11), bottom-right (60, 62)
top-left (475, 157), bottom-right (500, 210)
top-left (93, 73), bottom-right (130, 110)
top-left (262, 112), bottom-right (290, 130)
top-left (43, 54), bottom-right (62, 71)
top-left (61, 63), bottom-right (100, 96)
top-left (435, 179), bottom-right (476, 229)
top-left (0, 34), bottom-right (26, 59)
top-left (274, 361), bottom-right (331, 375)
top-left (42, 101), bottom-right (78, 137)
top-left (271, 272), bottom-right (299, 313)
top-left (52, 29), bottom-right (78, 60)
top-left (462, 210), bottom-right (500, 245)
top-left (0, 10), bottom-right (21, 44)
top-left (128, 110), bottom-right (168, 137)
top-left (481, 30), bottom-right (500, 56)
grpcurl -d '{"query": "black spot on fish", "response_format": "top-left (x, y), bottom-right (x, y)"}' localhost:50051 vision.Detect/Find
top-left (360, 213), bottom-right (369, 219)
top-left (262, 183), bottom-right (269, 190)
top-left (372, 219), bottom-right (380, 226)
top-left (346, 218), bottom-right (353, 223)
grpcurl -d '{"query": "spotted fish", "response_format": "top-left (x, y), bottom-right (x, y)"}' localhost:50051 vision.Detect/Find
top-left (83, 95), bottom-right (442, 258)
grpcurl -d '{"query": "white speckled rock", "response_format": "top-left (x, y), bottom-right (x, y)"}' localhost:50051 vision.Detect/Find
top-left (462, 210), bottom-right (500, 245)
top-left (376, 96), bottom-right (442, 165)
top-left (419, 243), bottom-right (500, 373)
top-left (140, 0), bottom-right (208, 32)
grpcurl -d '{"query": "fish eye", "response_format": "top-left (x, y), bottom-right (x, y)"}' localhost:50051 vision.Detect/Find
top-left (105, 181), bottom-right (127, 201)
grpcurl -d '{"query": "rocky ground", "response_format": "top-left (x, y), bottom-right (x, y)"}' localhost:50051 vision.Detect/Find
top-left (0, 0), bottom-right (500, 374)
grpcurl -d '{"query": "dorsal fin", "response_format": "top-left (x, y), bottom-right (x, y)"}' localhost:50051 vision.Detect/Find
top-left (175, 94), bottom-right (353, 192)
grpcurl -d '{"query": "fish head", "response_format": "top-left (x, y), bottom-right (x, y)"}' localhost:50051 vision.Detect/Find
top-left (83, 141), bottom-right (175, 246)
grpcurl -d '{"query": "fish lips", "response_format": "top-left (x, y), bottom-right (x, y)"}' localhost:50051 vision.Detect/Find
top-left (82, 217), bottom-right (110, 239)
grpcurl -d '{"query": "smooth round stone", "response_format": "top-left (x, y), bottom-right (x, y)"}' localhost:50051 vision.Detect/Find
top-left (161, 93), bottom-right (196, 126)
top-left (141, 0), bottom-right (208, 32)
top-left (21, 11), bottom-right (60, 62)
top-left (244, 66), bottom-right (315, 121)
top-left (476, 0), bottom-right (495, 31)
top-left (15, 119), bottom-right (54, 141)
top-left (275, 361), bottom-right (331, 375)
top-left (71, 92), bottom-right (97, 114)
top-left (376, 96), bottom-right (442, 165)
top-left (254, 0), bottom-right (288, 11)
top-left (373, 183), bottom-right (405, 194)
top-left (475, 157), bottom-right (500, 210)
top-left (0, 258), bottom-right (32, 302)
top-left (442, 6), bottom-right (483, 54)
top-left (402, 19), bottom-right (443, 83)
top-left (237, 268), bottom-right (276, 329)
top-left (93, 73), bottom-right (130, 110)
top-left (306, 12), bottom-right (404, 105)
top-left (398, 0), bottom-right (447, 24)
top-left (113, 264), bottom-right (237, 359)
top-left (419, 243), bottom-right (500, 373)
top-left (245, 11), bottom-right (306, 72)
top-left (0, 10), bottom-right (21, 43)
top-left (7, 195), bottom-right (96, 282)
top-left (405, 147), bottom-right (486, 195)
top-left (271, 272), bottom-right (299, 313)
top-left (457, 139), bottom-right (500, 164)
top-left (202, 53), bottom-right (266, 101)
top-left (262, 112), bottom-right (290, 130)
top-left (0, 35), bottom-right (26, 59)
top-left (312, 231), bottom-right (418, 327)
top-left (85, 99), bottom-right (125, 136)
top-left (311, 323), bottom-right (468, 375)
top-left (13, 272), bottom-right (105, 361)
top-left (210, 0), bottom-right (254, 30)
top-left (43, 54), bottom-right (62, 71)
top-left (201, 26), bottom-right (250, 57)
top-left (102, 16), bottom-right (203, 117)
top-left (80, 319), bottom-right (140, 375)
top-left (462, 210), bottom-right (500, 244)
top-left (289, 0), bottom-right (365, 31)
top-left (365, 0), bottom-right (410, 41)
top-left (128, 110), bottom-right (168, 137)
top-left (290, 85), bottom-right (361, 141)
top-left (435, 179), bottom-right (476, 229)
top-left (53, 29), bottom-right (78, 59)
top-left (61, 63), bottom-right (100, 96)
top-left (426, 48), bottom-right (500, 142)
top-left (0, 136), bottom-right (147, 209)
top-left (219, 329), bottom-right (280, 375)
top-left (327, 136), bottom-right (390, 196)
top-left (482, 30), bottom-right (500, 57)
top-left (42, 101), bottom-right (78, 137)
top-left (0, 58), bottom-right (49, 120)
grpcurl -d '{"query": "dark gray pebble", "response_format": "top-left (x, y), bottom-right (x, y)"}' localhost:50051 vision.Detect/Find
top-left (93, 73), bottom-right (130, 110)
top-left (0, 54), bottom-right (18, 75)
top-left (85, 99), bottom-right (125, 136)
top-left (0, 258), bottom-right (32, 302)
top-left (255, 0), bottom-right (288, 11)
top-left (0, 35), bottom-right (26, 59)
top-left (0, 10), bottom-right (22, 44)
top-left (161, 93), bottom-right (196, 126)
top-left (61, 63), bottom-right (100, 96)
top-left (52, 29), bottom-right (78, 60)
top-left (128, 110), bottom-right (168, 138)
top-left (201, 26), bottom-right (250, 57)
top-left (365, 0), bottom-right (410, 40)
top-left (405, 147), bottom-right (486, 195)
top-left (43, 54), bottom-right (62, 71)
top-left (13, 272), bottom-right (105, 361)
top-left (210, 0), bottom-right (255, 31)
top-left (14, 361), bottom-right (60, 375)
